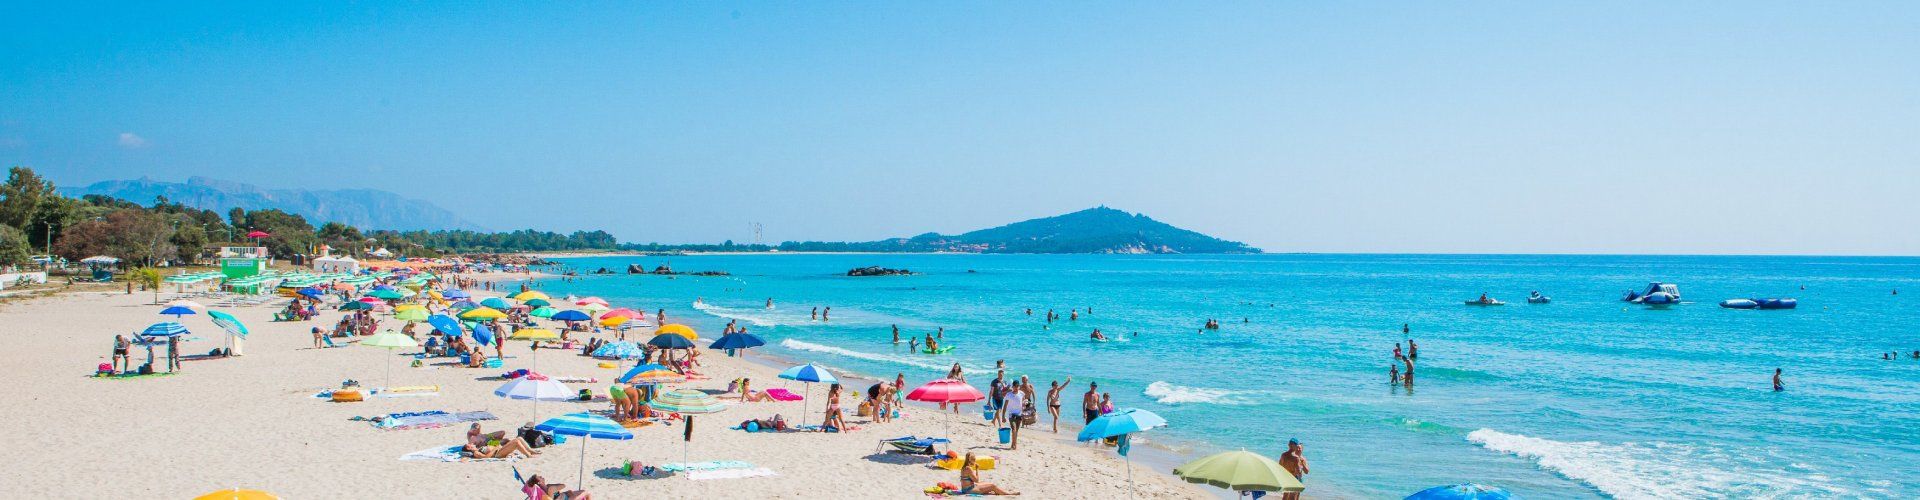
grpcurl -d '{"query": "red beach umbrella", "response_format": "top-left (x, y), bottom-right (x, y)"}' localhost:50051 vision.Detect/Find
top-left (907, 378), bottom-right (985, 449)
top-left (245, 230), bottom-right (271, 239)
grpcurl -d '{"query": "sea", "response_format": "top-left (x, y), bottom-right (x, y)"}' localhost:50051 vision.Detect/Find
top-left (530, 253), bottom-right (1919, 499)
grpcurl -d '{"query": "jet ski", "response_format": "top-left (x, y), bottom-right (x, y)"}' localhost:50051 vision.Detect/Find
top-left (1527, 291), bottom-right (1551, 304)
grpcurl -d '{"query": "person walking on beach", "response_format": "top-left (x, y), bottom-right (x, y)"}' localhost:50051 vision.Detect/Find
top-left (1082, 382), bottom-right (1101, 424)
top-left (1005, 380), bottom-right (1026, 450)
top-left (1278, 439), bottom-right (1309, 500)
top-left (989, 370), bottom-right (1008, 425)
top-left (1046, 376), bottom-right (1072, 432)
top-left (112, 335), bottom-right (130, 373)
top-left (1773, 368), bottom-right (1785, 392)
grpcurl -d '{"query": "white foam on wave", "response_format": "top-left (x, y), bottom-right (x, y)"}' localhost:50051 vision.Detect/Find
top-left (693, 301), bottom-right (791, 328)
top-left (1466, 428), bottom-right (1853, 499)
top-left (1143, 381), bottom-right (1250, 405)
top-left (779, 339), bottom-right (990, 375)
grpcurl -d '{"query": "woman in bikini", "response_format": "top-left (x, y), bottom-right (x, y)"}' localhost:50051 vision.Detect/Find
top-left (822, 383), bottom-right (848, 430)
top-left (960, 452), bottom-right (1020, 495)
top-left (464, 423), bottom-right (538, 459)
top-left (1046, 376), bottom-right (1072, 433)
top-left (523, 474), bottom-right (591, 500)
top-left (738, 378), bottom-right (775, 403)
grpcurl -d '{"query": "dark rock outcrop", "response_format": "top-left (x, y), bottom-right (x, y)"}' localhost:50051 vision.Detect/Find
top-left (847, 266), bottom-right (912, 277)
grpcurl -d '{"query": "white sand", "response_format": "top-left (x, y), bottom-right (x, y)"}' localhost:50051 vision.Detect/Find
top-left (6, 288), bottom-right (1212, 499)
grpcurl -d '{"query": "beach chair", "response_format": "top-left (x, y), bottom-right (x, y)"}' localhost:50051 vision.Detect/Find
top-left (766, 388), bottom-right (804, 401)
top-left (878, 436), bottom-right (949, 455)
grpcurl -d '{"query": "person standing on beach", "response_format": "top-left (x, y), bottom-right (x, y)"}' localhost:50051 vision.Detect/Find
top-left (1278, 439), bottom-right (1309, 500)
top-left (1082, 382), bottom-right (1100, 424)
top-left (1046, 376), bottom-right (1072, 432)
top-left (112, 335), bottom-right (130, 373)
top-left (166, 335), bottom-right (180, 372)
top-left (1773, 368), bottom-right (1785, 392)
top-left (656, 309), bottom-right (665, 326)
top-left (1004, 380), bottom-right (1026, 450)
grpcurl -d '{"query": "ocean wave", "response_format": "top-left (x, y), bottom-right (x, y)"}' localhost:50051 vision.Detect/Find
top-left (693, 301), bottom-right (793, 328)
top-left (1143, 381), bottom-right (1253, 405)
top-left (1467, 428), bottom-right (1852, 499)
top-left (778, 339), bottom-right (990, 375)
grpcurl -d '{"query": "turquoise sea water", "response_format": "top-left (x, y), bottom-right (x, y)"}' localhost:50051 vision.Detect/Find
top-left (539, 254), bottom-right (1919, 498)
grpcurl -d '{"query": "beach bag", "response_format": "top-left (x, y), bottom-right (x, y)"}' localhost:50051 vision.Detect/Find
top-left (97, 363), bottom-right (113, 375)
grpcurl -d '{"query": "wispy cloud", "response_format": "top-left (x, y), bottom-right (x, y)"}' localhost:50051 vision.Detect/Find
top-left (117, 132), bottom-right (148, 148)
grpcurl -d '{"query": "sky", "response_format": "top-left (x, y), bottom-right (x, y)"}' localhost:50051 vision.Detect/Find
top-left (3, 2), bottom-right (1918, 255)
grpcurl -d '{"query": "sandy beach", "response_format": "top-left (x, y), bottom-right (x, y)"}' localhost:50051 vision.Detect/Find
top-left (7, 285), bottom-right (1210, 499)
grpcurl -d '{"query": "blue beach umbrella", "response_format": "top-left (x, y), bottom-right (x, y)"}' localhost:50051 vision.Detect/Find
top-left (296, 288), bottom-right (325, 299)
top-left (448, 300), bottom-right (480, 310)
top-left (779, 363), bottom-right (837, 425)
top-left (1405, 483), bottom-right (1512, 500)
top-left (427, 314), bottom-right (463, 337)
top-left (646, 333), bottom-right (695, 349)
top-left (549, 309), bottom-right (591, 322)
top-left (535, 412), bottom-right (633, 489)
top-left (159, 305), bottom-right (198, 318)
top-left (141, 321), bottom-right (190, 338)
top-left (1079, 408), bottom-right (1169, 497)
top-left (440, 289), bottom-right (470, 299)
top-left (708, 332), bottom-right (766, 351)
top-left (617, 363), bottom-right (672, 384)
top-left (471, 323), bottom-right (496, 347)
top-left (591, 341), bottom-right (643, 360)
top-left (371, 284), bottom-right (396, 291)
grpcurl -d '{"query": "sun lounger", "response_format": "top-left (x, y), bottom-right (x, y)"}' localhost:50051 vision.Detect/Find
top-left (766, 388), bottom-right (804, 401)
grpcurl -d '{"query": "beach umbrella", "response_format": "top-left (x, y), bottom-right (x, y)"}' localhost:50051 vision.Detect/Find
top-left (1078, 408), bottom-right (1169, 498)
top-left (440, 290), bottom-right (470, 299)
top-left (591, 341), bottom-right (643, 360)
top-left (575, 297), bottom-right (608, 306)
top-left (550, 309), bottom-right (592, 322)
top-left (906, 378), bottom-right (985, 448)
top-left (393, 304), bottom-right (425, 312)
top-left (495, 374), bottom-right (574, 421)
top-left (371, 284), bottom-right (397, 291)
top-left (296, 288), bottom-right (325, 299)
top-left (1405, 483), bottom-right (1512, 500)
top-left (460, 307), bottom-right (507, 320)
top-left (159, 305), bottom-right (198, 318)
top-left (513, 290), bottom-right (550, 301)
top-left (141, 321), bottom-right (190, 339)
top-left (394, 308), bottom-right (429, 323)
top-left (646, 333), bottom-right (695, 349)
top-left (656, 323), bottom-right (697, 340)
top-left (448, 299), bottom-right (480, 310)
top-left (356, 296), bottom-right (384, 304)
top-left (528, 306), bottom-right (558, 318)
top-left (600, 308), bottom-right (640, 319)
top-left (331, 282), bottom-right (355, 291)
top-left (617, 363), bottom-right (676, 384)
top-left (206, 310), bottom-right (248, 338)
top-left (509, 328), bottom-right (560, 372)
top-left (598, 316), bottom-right (630, 329)
top-left (427, 314), bottom-right (463, 336)
top-left (361, 331), bottom-right (417, 391)
top-left (579, 303), bottom-right (611, 315)
top-left (340, 301), bottom-right (373, 311)
top-left (163, 299), bottom-right (207, 312)
top-left (1172, 450), bottom-right (1304, 495)
top-left (535, 412), bottom-right (632, 489)
top-left (480, 297), bottom-right (514, 309)
top-left (523, 298), bottom-right (552, 308)
top-left (193, 488), bottom-right (279, 500)
top-left (708, 332), bottom-right (765, 351)
top-left (779, 364), bottom-right (838, 425)
top-left (245, 230), bottom-right (271, 239)
top-left (471, 322), bottom-right (496, 347)
top-left (366, 289), bottom-right (405, 300)
top-left (649, 389), bottom-right (728, 477)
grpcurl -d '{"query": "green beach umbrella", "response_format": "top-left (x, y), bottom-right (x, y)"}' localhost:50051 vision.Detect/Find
top-left (394, 308), bottom-right (429, 322)
top-left (361, 331), bottom-right (418, 391)
top-left (366, 289), bottom-right (405, 300)
top-left (480, 297), bottom-right (514, 309)
top-left (340, 301), bottom-right (374, 311)
top-left (1171, 450), bottom-right (1304, 494)
top-left (649, 388), bottom-right (729, 475)
top-left (524, 298), bottom-right (552, 308)
top-left (529, 306), bottom-right (558, 318)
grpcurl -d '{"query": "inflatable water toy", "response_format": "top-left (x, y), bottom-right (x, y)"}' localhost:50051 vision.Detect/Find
top-left (921, 346), bottom-right (955, 354)
top-left (1720, 298), bottom-right (1759, 309)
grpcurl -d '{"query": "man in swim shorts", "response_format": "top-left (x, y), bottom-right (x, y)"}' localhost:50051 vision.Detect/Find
top-left (1082, 382), bottom-right (1100, 424)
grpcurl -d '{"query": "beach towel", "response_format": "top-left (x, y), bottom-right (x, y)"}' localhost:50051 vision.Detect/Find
top-left (766, 388), bottom-right (804, 401)
top-left (688, 467), bottom-right (778, 480)
top-left (660, 460), bottom-right (754, 472)
top-left (399, 445), bottom-right (521, 462)
top-left (552, 376), bottom-right (598, 383)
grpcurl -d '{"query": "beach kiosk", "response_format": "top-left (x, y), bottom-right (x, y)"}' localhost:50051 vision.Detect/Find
top-left (217, 246), bottom-right (271, 280)
top-left (312, 254), bottom-right (360, 274)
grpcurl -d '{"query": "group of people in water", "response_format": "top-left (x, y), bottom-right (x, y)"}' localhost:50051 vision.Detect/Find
top-left (1389, 324), bottom-right (1418, 388)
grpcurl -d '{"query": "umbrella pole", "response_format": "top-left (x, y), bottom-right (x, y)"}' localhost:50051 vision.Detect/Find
top-left (384, 351), bottom-right (393, 392)
top-left (1126, 451), bottom-right (1134, 500)
top-left (578, 435), bottom-right (589, 488)
top-left (803, 382), bottom-right (811, 427)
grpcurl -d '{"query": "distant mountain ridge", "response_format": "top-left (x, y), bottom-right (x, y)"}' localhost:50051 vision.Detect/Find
top-left (61, 176), bottom-right (481, 231)
top-left (776, 207), bottom-right (1259, 254)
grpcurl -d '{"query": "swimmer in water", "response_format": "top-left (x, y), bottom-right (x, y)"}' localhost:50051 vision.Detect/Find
top-left (811, 307), bottom-right (818, 320)
top-left (766, 298), bottom-right (774, 309)
top-left (1091, 329), bottom-right (1106, 341)
top-left (1773, 368), bottom-right (1785, 392)
top-left (892, 324), bottom-right (900, 344)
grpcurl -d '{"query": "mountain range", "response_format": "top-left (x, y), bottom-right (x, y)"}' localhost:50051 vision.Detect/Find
top-left (60, 176), bottom-right (481, 231)
top-left (775, 207), bottom-right (1259, 254)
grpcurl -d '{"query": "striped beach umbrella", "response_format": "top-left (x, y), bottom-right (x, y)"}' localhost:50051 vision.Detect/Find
top-left (649, 389), bottom-right (728, 476)
top-left (535, 412), bottom-right (632, 489)
top-left (779, 364), bottom-right (837, 425)
top-left (616, 363), bottom-right (675, 384)
top-left (141, 321), bottom-right (190, 339)
top-left (495, 374), bottom-right (575, 421)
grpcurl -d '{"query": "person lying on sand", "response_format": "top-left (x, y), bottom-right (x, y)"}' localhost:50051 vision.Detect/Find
top-left (738, 378), bottom-right (775, 403)
top-left (465, 423), bottom-right (538, 459)
top-left (523, 474), bottom-right (590, 500)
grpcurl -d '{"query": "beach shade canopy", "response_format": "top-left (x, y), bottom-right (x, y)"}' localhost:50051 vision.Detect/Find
top-left (524, 298), bottom-right (552, 308)
top-left (906, 378), bottom-right (985, 404)
top-left (494, 375), bottom-right (576, 401)
top-left (550, 310), bottom-right (592, 322)
top-left (646, 333), bottom-right (695, 349)
top-left (141, 321), bottom-right (191, 339)
top-left (245, 230), bottom-right (271, 239)
top-left (159, 305), bottom-right (199, 318)
top-left (365, 289), bottom-right (405, 300)
top-left (459, 307), bottom-right (507, 320)
top-left (340, 301), bottom-right (374, 311)
top-left (528, 306), bottom-right (558, 319)
top-left (598, 316), bottom-right (630, 328)
top-left (708, 332), bottom-right (766, 350)
top-left (479, 297), bottom-right (514, 309)
top-left (362, 331), bottom-right (417, 349)
top-left (1172, 450), bottom-right (1305, 493)
top-left (207, 310), bottom-right (249, 338)
top-left (427, 314), bottom-right (463, 336)
top-left (617, 363), bottom-right (676, 384)
top-left (513, 290), bottom-right (551, 301)
top-left (591, 341), bottom-right (643, 360)
top-left (576, 297), bottom-right (608, 306)
top-left (193, 488), bottom-right (279, 500)
top-left (779, 363), bottom-right (838, 384)
top-left (508, 328), bottom-right (560, 341)
top-left (394, 308), bottom-right (429, 322)
top-left (1405, 483), bottom-right (1512, 500)
top-left (655, 323), bottom-right (698, 340)
top-left (1078, 408), bottom-right (1168, 442)
top-left (440, 289), bottom-right (470, 299)
top-left (651, 388), bottom-right (728, 414)
top-left (600, 308), bottom-right (641, 319)
top-left (296, 288), bottom-right (325, 299)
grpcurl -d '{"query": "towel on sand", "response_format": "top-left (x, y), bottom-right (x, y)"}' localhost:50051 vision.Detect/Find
top-left (660, 460), bottom-right (753, 472)
top-left (688, 467), bottom-right (778, 480)
top-left (398, 445), bottom-right (520, 462)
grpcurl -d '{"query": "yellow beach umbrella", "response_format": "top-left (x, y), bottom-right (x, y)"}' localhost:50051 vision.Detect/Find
top-left (513, 290), bottom-right (550, 301)
top-left (194, 489), bottom-right (279, 500)
top-left (656, 323), bottom-right (697, 340)
top-left (459, 307), bottom-right (507, 320)
top-left (393, 304), bottom-right (425, 312)
top-left (509, 328), bottom-right (560, 341)
top-left (428, 290), bottom-right (444, 300)
top-left (599, 316), bottom-right (630, 328)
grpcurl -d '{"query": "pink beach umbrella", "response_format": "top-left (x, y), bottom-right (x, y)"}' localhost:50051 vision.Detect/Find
top-left (600, 308), bottom-right (641, 319)
top-left (576, 297), bottom-right (609, 306)
top-left (907, 378), bottom-right (985, 449)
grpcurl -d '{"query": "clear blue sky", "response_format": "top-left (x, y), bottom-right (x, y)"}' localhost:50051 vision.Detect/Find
top-left (4, 2), bottom-right (1917, 254)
